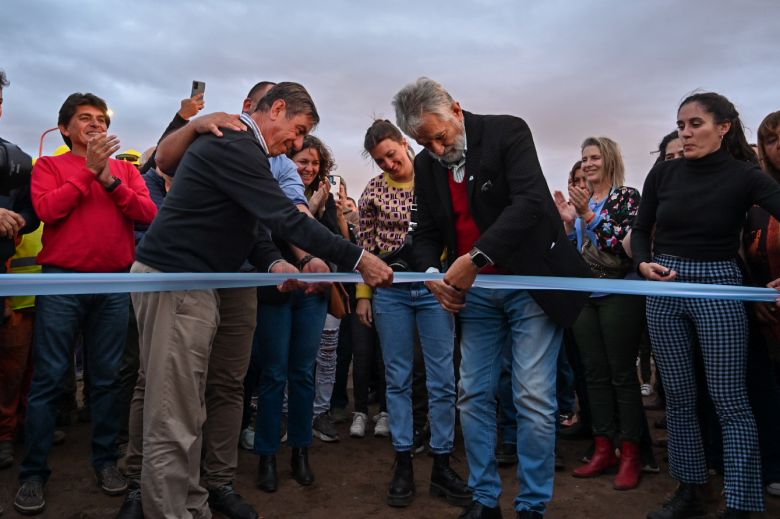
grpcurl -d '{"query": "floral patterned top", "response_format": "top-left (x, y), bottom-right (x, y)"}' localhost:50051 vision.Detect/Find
top-left (570, 186), bottom-right (640, 259)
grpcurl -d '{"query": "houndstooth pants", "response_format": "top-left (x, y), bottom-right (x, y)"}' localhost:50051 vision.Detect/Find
top-left (646, 255), bottom-right (764, 512)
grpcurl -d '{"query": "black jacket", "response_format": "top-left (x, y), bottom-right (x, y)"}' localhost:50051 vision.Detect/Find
top-left (411, 111), bottom-right (590, 327)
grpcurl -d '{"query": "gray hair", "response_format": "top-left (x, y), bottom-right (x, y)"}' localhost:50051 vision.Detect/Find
top-left (392, 77), bottom-right (456, 137)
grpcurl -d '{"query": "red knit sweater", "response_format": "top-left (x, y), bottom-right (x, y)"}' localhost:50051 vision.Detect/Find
top-left (31, 153), bottom-right (157, 272)
top-left (447, 171), bottom-right (499, 274)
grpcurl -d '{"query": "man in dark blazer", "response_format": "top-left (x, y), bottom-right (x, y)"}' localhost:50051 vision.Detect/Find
top-left (393, 77), bottom-right (590, 519)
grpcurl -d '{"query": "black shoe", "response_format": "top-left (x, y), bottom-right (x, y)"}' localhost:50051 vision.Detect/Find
top-left (646, 483), bottom-right (706, 519)
top-left (496, 443), bottom-right (517, 467)
top-left (458, 500), bottom-right (503, 519)
top-left (429, 453), bottom-right (472, 507)
top-left (256, 454), bottom-right (277, 492)
top-left (115, 486), bottom-right (143, 519)
top-left (208, 483), bottom-right (258, 519)
top-left (387, 451), bottom-right (415, 507)
top-left (291, 447), bottom-right (314, 486)
top-left (516, 512), bottom-right (543, 519)
top-left (14, 480), bottom-right (46, 515)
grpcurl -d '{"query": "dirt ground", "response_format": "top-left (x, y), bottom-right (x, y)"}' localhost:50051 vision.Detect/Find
top-left (2, 405), bottom-right (779, 519)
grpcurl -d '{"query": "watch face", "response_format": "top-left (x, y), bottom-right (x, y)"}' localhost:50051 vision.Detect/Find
top-left (471, 251), bottom-right (489, 268)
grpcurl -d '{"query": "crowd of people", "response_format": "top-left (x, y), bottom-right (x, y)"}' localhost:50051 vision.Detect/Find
top-left (1, 67), bottom-right (779, 519)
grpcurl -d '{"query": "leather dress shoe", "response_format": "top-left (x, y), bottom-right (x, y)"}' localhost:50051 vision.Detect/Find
top-left (114, 484), bottom-right (143, 519)
top-left (208, 483), bottom-right (258, 519)
top-left (256, 454), bottom-right (277, 492)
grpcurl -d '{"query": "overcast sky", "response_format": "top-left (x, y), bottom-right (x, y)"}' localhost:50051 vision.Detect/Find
top-left (2, 0), bottom-right (778, 198)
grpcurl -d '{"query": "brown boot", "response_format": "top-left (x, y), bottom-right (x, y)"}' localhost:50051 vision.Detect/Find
top-left (572, 436), bottom-right (617, 478)
top-left (613, 440), bottom-right (641, 490)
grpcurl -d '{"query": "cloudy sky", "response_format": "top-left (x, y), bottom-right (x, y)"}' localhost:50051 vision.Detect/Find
top-left (2, 0), bottom-right (777, 198)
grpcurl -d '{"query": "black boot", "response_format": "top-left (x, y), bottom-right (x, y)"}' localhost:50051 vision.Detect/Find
top-left (291, 447), bottom-right (314, 486)
top-left (429, 453), bottom-right (472, 507)
top-left (459, 500), bottom-right (503, 519)
top-left (387, 451), bottom-right (415, 507)
top-left (208, 483), bottom-right (258, 519)
top-left (256, 454), bottom-right (277, 493)
top-left (646, 483), bottom-right (706, 519)
top-left (114, 482), bottom-right (143, 519)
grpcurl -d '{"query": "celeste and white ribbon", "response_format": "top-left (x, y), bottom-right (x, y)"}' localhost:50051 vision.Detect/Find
top-left (0, 272), bottom-right (777, 302)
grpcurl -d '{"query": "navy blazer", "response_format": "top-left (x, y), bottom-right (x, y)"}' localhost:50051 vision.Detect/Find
top-left (411, 111), bottom-right (591, 327)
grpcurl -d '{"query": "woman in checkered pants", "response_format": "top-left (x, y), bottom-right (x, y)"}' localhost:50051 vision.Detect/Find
top-left (632, 93), bottom-right (780, 519)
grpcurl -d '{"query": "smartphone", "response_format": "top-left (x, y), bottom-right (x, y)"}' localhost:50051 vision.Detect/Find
top-left (328, 175), bottom-right (341, 201)
top-left (191, 80), bottom-right (206, 98)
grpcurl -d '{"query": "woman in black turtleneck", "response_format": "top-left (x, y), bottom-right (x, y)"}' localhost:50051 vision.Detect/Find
top-left (633, 92), bottom-right (780, 519)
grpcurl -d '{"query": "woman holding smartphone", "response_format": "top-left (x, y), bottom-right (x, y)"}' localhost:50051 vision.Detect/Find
top-left (633, 93), bottom-right (780, 518)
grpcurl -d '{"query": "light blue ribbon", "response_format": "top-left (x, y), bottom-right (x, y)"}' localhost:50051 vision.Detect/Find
top-left (0, 272), bottom-right (777, 302)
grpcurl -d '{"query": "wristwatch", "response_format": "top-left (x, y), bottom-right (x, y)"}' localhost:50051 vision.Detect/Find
top-left (104, 176), bottom-right (122, 193)
top-left (468, 247), bottom-right (492, 270)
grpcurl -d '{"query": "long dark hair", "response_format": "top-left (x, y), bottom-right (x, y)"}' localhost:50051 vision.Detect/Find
top-left (678, 92), bottom-right (757, 165)
top-left (288, 135), bottom-right (335, 198)
top-left (655, 130), bottom-right (680, 165)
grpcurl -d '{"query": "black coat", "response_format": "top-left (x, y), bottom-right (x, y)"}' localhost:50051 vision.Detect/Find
top-left (411, 111), bottom-right (590, 327)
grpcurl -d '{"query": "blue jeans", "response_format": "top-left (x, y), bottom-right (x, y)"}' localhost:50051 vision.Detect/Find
top-left (253, 291), bottom-right (327, 454)
top-left (458, 288), bottom-right (561, 513)
top-left (373, 283), bottom-right (456, 453)
top-left (20, 266), bottom-right (128, 482)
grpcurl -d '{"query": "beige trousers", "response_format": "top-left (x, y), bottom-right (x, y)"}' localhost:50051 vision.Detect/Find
top-left (128, 261), bottom-right (256, 519)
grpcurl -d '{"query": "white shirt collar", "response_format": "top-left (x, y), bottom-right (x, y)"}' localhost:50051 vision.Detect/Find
top-left (240, 112), bottom-right (269, 155)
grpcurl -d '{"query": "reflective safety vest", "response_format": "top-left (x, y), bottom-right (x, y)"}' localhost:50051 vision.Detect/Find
top-left (9, 223), bottom-right (43, 310)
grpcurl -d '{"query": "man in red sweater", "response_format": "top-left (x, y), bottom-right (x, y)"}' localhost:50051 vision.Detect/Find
top-left (14, 93), bottom-right (157, 515)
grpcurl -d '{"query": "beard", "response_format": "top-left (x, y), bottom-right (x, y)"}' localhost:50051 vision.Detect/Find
top-left (427, 122), bottom-right (466, 166)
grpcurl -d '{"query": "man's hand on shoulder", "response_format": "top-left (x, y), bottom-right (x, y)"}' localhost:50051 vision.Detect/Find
top-left (356, 251), bottom-right (393, 288)
top-left (190, 112), bottom-right (246, 138)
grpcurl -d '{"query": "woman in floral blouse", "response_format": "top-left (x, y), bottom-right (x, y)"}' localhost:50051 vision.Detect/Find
top-left (554, 136), bottom-right (645, 490)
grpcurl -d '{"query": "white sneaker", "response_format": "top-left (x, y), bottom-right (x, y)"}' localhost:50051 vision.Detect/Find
top-left (640, 383), bottom-right (654, 397)
top-left (767, 481), bottom-right (780, 497)
top-left (350, 412), bottom-right (367, 438)
top-left (240, 426), bottom-right (254, 451)
top-left (373, 411), bottom-right (390, 437)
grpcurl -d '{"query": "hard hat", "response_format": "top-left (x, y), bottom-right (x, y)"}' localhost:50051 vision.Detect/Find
top-left (116, 148), bottom-right (141, 165)
top-left (53, 145), bottom-right (70, 156)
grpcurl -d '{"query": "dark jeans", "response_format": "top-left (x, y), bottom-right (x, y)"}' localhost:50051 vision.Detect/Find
top-left (572, 294), bottom-right (645, 442)
top-left (352, 315), bottom-right (386, 414)
top-left (20, 266), bottom-right (128, 482)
